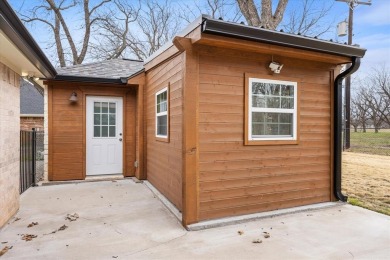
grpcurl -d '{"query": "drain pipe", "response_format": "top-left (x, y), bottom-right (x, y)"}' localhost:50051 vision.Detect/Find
top-left (334, 57), bottom-right (360, 202)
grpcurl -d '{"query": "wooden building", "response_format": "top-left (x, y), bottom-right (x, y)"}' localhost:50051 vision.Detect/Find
top-left (46, 15), bottom-right (366, 227)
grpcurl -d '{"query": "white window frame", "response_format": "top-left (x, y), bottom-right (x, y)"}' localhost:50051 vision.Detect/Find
top-left (248, 78), bottom-right (298, 141)
top-left (155, 87), bottom-right (169, 139)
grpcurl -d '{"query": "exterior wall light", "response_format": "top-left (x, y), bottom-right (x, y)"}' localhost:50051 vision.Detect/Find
top-left (269, 61), bottom-right (284, 74)
top-left (69, 92), bottom-right (78, 102)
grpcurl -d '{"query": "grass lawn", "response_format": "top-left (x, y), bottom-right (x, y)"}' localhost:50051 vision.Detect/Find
top-left (342, 152), bottom-right (390, 215)
top-left (349, 130), bottom-right (390, 156)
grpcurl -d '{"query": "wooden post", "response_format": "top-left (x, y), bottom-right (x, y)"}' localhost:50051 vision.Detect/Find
top-left (174, 37), bottom-right (199, 226)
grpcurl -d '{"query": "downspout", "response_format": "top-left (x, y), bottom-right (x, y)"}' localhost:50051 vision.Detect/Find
top-left (334, 57), bottom-right (360, 201)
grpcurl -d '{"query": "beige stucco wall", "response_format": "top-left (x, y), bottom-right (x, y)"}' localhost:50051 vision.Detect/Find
top-left (0, 62), bottom-right (20, 228)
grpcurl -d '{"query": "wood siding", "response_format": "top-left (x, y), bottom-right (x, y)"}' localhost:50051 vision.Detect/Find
top-left (145, 54), bottom-right (183, 211)
top-left (48, 82), bottom-right (136, 181)
top-left (197, 46), bottom-right (337, 220)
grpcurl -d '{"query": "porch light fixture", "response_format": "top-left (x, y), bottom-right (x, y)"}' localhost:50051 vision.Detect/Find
top-left (69, 91), bottom-right (78, 102)
top-left (269, 61), bottom-right (284, 74)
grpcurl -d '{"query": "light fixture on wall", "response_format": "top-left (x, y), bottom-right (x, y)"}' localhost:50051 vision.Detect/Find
top-left (269, 61), bottom-right (283, 74)
top-left (69, 91), bottom-right (78, 102)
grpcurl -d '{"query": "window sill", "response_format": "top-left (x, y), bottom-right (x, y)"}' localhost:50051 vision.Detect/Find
top-left (245, 139), bottom-right (299, 146)
top-left (156, 136), bottom-right (169, 143)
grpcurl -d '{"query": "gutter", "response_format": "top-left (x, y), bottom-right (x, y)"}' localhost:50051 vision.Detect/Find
top-left (333, 57), bottom-right (360, 202)
top-left (201, 17), bottom-right (366, 58)
top-left (0, 0), bottom-right (57, 78)
top-left (54, 75), bottom-right (126, 85)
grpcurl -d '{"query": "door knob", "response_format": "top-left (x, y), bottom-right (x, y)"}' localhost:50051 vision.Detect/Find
top-left (119, 138), bottom-right (122, 141)
top-left (119, 133), bottom-right (122, 136)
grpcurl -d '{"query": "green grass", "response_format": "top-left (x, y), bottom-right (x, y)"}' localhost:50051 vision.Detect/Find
top-left (349, 130), bottom-right (390, 156)
top-left (348, 197), bottom-right (390, 216)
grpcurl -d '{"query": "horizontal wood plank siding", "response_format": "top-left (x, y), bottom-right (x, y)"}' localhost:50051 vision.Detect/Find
top-left (48, 83), bottom-right (137, 181)
top-left (198, 48), bottom-right (335, 220)
top-left (145, 54), bottom-right (183, 210)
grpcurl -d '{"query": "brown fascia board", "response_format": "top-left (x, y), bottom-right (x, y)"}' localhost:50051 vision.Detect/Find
top-left (201, 17), bottom-right (366, 59)
top-left (0, 0), bottom-right (56, 78)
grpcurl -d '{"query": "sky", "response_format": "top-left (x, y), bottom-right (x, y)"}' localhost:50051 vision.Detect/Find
top-left (8, 0), bottom-right (390, 77)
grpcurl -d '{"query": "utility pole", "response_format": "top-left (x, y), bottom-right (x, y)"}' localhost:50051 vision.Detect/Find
top-left (336, 0), bottom-right (371, 149)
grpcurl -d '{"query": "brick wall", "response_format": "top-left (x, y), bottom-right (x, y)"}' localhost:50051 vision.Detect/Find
top-left (20, 116), bottom-right (44, 131)
top-left (0, 62), bottom-right (20, 228)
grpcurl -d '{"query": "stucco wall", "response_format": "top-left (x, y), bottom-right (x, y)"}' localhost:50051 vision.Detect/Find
top-left (0, 62), bottom-right (20, 227)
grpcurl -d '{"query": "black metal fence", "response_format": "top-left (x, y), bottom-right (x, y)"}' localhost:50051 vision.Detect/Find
top-left (20, 129), bottom-right (44, 194)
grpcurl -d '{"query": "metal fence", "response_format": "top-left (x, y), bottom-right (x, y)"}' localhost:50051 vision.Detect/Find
top-left (346, 128), bottom-right (390, 156)
top-left (20, 129), bottom-right (44, 194)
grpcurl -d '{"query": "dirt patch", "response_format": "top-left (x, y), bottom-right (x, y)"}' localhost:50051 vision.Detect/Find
top-left (342, 152), bottom-right (390, 215)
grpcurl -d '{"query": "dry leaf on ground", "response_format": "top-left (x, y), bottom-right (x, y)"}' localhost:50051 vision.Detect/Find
top-left (237, 230), bottom-right (244, 235)
top-left (13, 217), bottom-right (21, 222)
top-left (58, 225), bottom-right (68, 231)
top-left (21, 234), bottom-right (37, 241)
top-left (0, 246), bottom-right (12, 256)
top-left (263, 232), bottom-right (270, 238)
top-left (252, 239), bottom-right (262, 243)
top-left (27, 222), bottom-right (39, 228)
top-left (65, 213), bottom-right (79, 222)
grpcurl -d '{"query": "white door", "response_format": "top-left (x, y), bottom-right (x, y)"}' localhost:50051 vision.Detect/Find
top-left (86, 96), bottom-right (123, 175)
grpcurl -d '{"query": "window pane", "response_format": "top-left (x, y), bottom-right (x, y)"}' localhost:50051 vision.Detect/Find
top-left (267, 84), bottom-right (280, 96)
top-left (266, 97), bottom-right (280, 108)
top-left (252, 112), bottom-right (265, 123)
top-left (281, 97), bottom-right (294, 109)
top-left (102, 102), bottom-right (108, 113)
top-left (252, 96), bottom-right (266, 108)
top-left (280, 113), bottom-right (293, 123)
top-left (102, 126), bottom-right (108, 137)
top-left (109, 114), bottom-right (115, 125)
top-left (94, 126), bottom-right (100, 137)
top-left (109, 126), bottom-right (116, 137)
top-left (109, 102), bottom-right (116, 113)
top-left (94, 102), bottom-right (100, 113)
top-left (281, 85), bottom-right (294, 96)
top-left (252, 123), bottom-right (265, 135)
top-left (252, 82), bottom-right (266, 95)
top-left (94, 114), bottom-right (100, 125)
top-left (157, 115), bottom-right (167, 136)
top-left (280, 124), bottom-right (293, 135)
top-left (102, 114), bottom-right (108, 125)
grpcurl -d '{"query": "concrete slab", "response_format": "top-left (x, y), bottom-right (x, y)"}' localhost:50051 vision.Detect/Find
top-left (0, 180), bottom-right (389, 259)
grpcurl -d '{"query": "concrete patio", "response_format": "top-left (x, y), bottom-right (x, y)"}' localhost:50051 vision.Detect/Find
top-left (0, 179), bottom-right (389, 259)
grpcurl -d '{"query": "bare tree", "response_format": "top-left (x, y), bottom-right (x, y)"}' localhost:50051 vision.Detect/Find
top-left (20, 0), bottom-right (111, 67)
top-left (178, 0), bottom-right (242, 23)
top-left (236, 0), bottom-right (288, 29)
top-left (281, 0), bottom-right (334, 37)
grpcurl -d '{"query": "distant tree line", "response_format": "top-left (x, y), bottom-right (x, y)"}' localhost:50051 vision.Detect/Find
top-left (351, 65), bottom-right (390, 133)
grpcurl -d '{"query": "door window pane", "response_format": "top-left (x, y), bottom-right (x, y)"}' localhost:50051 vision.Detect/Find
top-left (93, 100), bottom-right (117, 138)
top-left (109, 126), bottom-right (116, 137)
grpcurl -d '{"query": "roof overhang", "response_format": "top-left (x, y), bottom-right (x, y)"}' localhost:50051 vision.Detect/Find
top-left (201, 17), bottom-right (366, 59)
top-left (0, 0), bottom-right (56, 84)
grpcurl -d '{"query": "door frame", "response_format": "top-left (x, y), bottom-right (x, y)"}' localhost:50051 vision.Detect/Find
top-left (82, 91), bottom-right (128, 180)
top-left (85, 95), bottom-right (124, 176)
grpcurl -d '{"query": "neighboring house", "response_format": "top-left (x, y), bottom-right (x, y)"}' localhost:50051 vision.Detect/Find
top-left (0, 0), bottom-right (56, 228)
top-left (20, 79), bottom-right (44, 131)
top-left (45, 15), bottom-right (366, 228)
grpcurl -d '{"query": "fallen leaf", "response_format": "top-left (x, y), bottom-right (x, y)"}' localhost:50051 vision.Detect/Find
top-left (27, 222), bottom-right (39, 228)
top-left (21, 234), bottom-right (37, 241)
top-left (65, 213), bottom-right (79, 222)
top-left (112, 256), bottom-right (118, 258)
top-left (252, 239), bottom-right (262, 244)
top-left (263, 232), bottom-right (270, 238)
top-left (58, 225), bottom-right (68, 231)
top-left (0, 246), bottom-right (12, 256)
top-left (13, 217), bottom-right (21, 222)
top-left (237, 230), bottom-right (244, 235)
top-left (1, 242), bottom-right (7, 244)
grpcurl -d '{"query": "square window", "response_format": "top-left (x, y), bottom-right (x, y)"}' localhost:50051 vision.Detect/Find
top-left (247, 78), bottom-right (297, 141)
